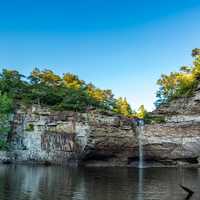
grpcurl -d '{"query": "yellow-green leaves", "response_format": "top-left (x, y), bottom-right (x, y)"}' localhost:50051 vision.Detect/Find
top-left (136, 105), bottom-right (147, 119)
top-left (156, 49), bottom-right (200, 106)
top-left (63, 73), bottom-right (84, 89)
top-left (30, 68), bottom-right (61, 85)
top-left (114, 97), bottom-right (132, 117)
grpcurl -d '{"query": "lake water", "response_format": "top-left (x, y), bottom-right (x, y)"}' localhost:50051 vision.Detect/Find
top-left (0, 165), bottom-right (199, 200)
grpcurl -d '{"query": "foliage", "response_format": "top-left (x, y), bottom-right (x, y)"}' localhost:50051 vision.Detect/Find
top-left (0, 93), bottom-right (13, 114)
top-left (0, 69), bottom-right (27, 100)
top-left (0, 68), bottom-right (135, 116)
top-left (192, 48), bottom-right (200, 57)
top-left (114, 97), bottom-right (133, 117)
top-left (29, 68), bottom-right (61, 85)
top-left (133, 105), bottom-right (162, 124)
top-left (57, 87), bottom-right (98, 111)
top-left (156, 49), bottom-right (200, 107)
top-left (0, 93), bottom-right (13, 134)
top-left (0, 93), bottom-right (13, 150)
top-left (63, 73), bottom-right (84, 89)
top-left (136, 105), bottom-right (148, 119)
top-left (142, 115), bottom-right (166, 124)
top-left (0, 114), bottom-right (11, 134)
top-left (0, 139), bottom-right (9, 150)
top-left (86, 84), bottom-right (116, 110)
top-left (25, 123), bottom-right (34, 132)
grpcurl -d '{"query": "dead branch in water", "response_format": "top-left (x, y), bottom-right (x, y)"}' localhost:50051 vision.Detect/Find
top-left (179, 184), bottom-right (194, 200)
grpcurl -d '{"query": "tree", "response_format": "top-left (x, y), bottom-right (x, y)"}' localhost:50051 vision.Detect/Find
top-left (0, 69), bottom-right (27, 99)
top-left (114, 97), bottom-right (132, 117)
top-left (63, 73), bottom-right (85, 89)
top-left (136, 105), bottom-right (148, 119)
top-left (0, 93), bottom-right (13, 149)
top-left (29, 68), bottom-right (61, 86)
top-left (192, 54), bottom-right (200, 80)
top-left (192, 48), bottom-right (200, 57)
top-left (27, 69), bottom-right (63, 105)
top-left (0, 68), bottom-right (133, 116)
top-left (156, 73), bottom-right (179, 105)
top-left (156, 49), bottom-right (200, 107)
top-left (86, 84), bottom-right (116, 110)
top-left (180, 66), bottom-right (192, 73)
top-left (58, 87), bottom-right (97, 111)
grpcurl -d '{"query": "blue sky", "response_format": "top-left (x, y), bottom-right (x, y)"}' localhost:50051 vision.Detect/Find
top-left (0, 0), bottom-right (200, 110)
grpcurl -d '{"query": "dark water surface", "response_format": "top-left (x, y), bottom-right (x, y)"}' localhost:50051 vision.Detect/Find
top-left (0, 165), bottom-right (199, 200)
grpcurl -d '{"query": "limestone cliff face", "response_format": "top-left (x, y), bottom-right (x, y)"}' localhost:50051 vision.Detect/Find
top-left (141, 86), bottom-right (200, 165)
top-left (3, 106), bottom-right (137, 166)
top-left (2, 88), bottom-right (200, 167)
top-left (153, 84), bottom-right (200, 116)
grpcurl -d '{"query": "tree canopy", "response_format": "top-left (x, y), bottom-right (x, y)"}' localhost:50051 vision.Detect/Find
top-left (0, 68), bottom-right (137, 117)
top-left (0, 93), bottom-right (13, 149)
top-left (114, 97), bottom-right (133, 117)
top-left (155, 49), bottom-right (200, 107)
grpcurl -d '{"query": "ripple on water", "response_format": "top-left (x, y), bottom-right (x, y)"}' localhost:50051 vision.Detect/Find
top-left (0, 165), bottom-right (199, 200)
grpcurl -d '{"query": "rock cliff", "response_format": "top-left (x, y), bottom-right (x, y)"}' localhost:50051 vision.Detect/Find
top-left (1, 87), bottom-right (200, 167)
top-left (1, 106), bottom-right (137, 166)
top-left (140, 86), bottom-right (200, 166)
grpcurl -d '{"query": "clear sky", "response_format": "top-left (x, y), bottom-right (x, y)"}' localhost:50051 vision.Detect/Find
top-left (1, 0), bottom-right (200, 110)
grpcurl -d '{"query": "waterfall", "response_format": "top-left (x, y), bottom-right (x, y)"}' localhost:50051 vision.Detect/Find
top-left (137, 119), bottom-right (144, 168)
top-left (136, 119), bottom-right (144, 200)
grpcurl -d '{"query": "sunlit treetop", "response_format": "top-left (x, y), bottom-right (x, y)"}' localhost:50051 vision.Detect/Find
top-left (0, 67), bottom-right (138, 117)
top-left (156, 48), bottom-right (200, 107)
top-left (63, 73), bottom-right (85, 89)
top-left (29, 68), bottom-right (61, 85)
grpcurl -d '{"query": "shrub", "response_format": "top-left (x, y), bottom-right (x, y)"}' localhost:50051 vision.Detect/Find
top-left (0, 139), bottom-right (9, 150)
top-left (25, 123), bottom-right (34, 132)
top-left (144, 115), bottom-right (166, 124)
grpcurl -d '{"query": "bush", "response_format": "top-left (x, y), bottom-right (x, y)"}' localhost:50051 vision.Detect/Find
top-left (144, 115), bottom-right (166, 124)
top-left (0, 139), bottom-right (9, 150)
top-left (0, 94), bottom-right (13, 134)
top-left (25, 123), bottom-right (34, 132)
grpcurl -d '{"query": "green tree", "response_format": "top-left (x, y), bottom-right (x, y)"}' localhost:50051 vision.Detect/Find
top-left (114, 97), bottom-right (132, 117)
top-left (27, 69), bottom-right (63, 105)
top-left (136, 105), bottom-right (148, 119)
top-left (63, 73), bottom-right (85, 89)
top-left (58, 87), bottom-right (97, 111)
top-left (29, 68), bottom-right (61, 85)
top-left (86, 84), bottom-right (116, 110)
top-left (192, 54), bottom-right (200, 80)
top-left (0, 69), bottom-right (27, 99)
top-left (155, 49), bottom-right (200, 107)
top-left (0, 68), bottom-right (133, 116)
top-left (192, 48), bottom-right (200, 57)
top-left (0, 93), bottom-right (13, 150)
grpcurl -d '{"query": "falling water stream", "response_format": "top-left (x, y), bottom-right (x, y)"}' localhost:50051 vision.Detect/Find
top-left (137, 119), bottom-right (145, 200)
top-left (136, 120), bottom-right (193, 200)
top-left (138, 119), bottom-right (144, 169)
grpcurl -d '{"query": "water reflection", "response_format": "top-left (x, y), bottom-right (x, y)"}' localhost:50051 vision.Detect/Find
top-left (0, 165), bottom-right (199, 200)
top-left (138, 168), bottom-right (144, 200)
